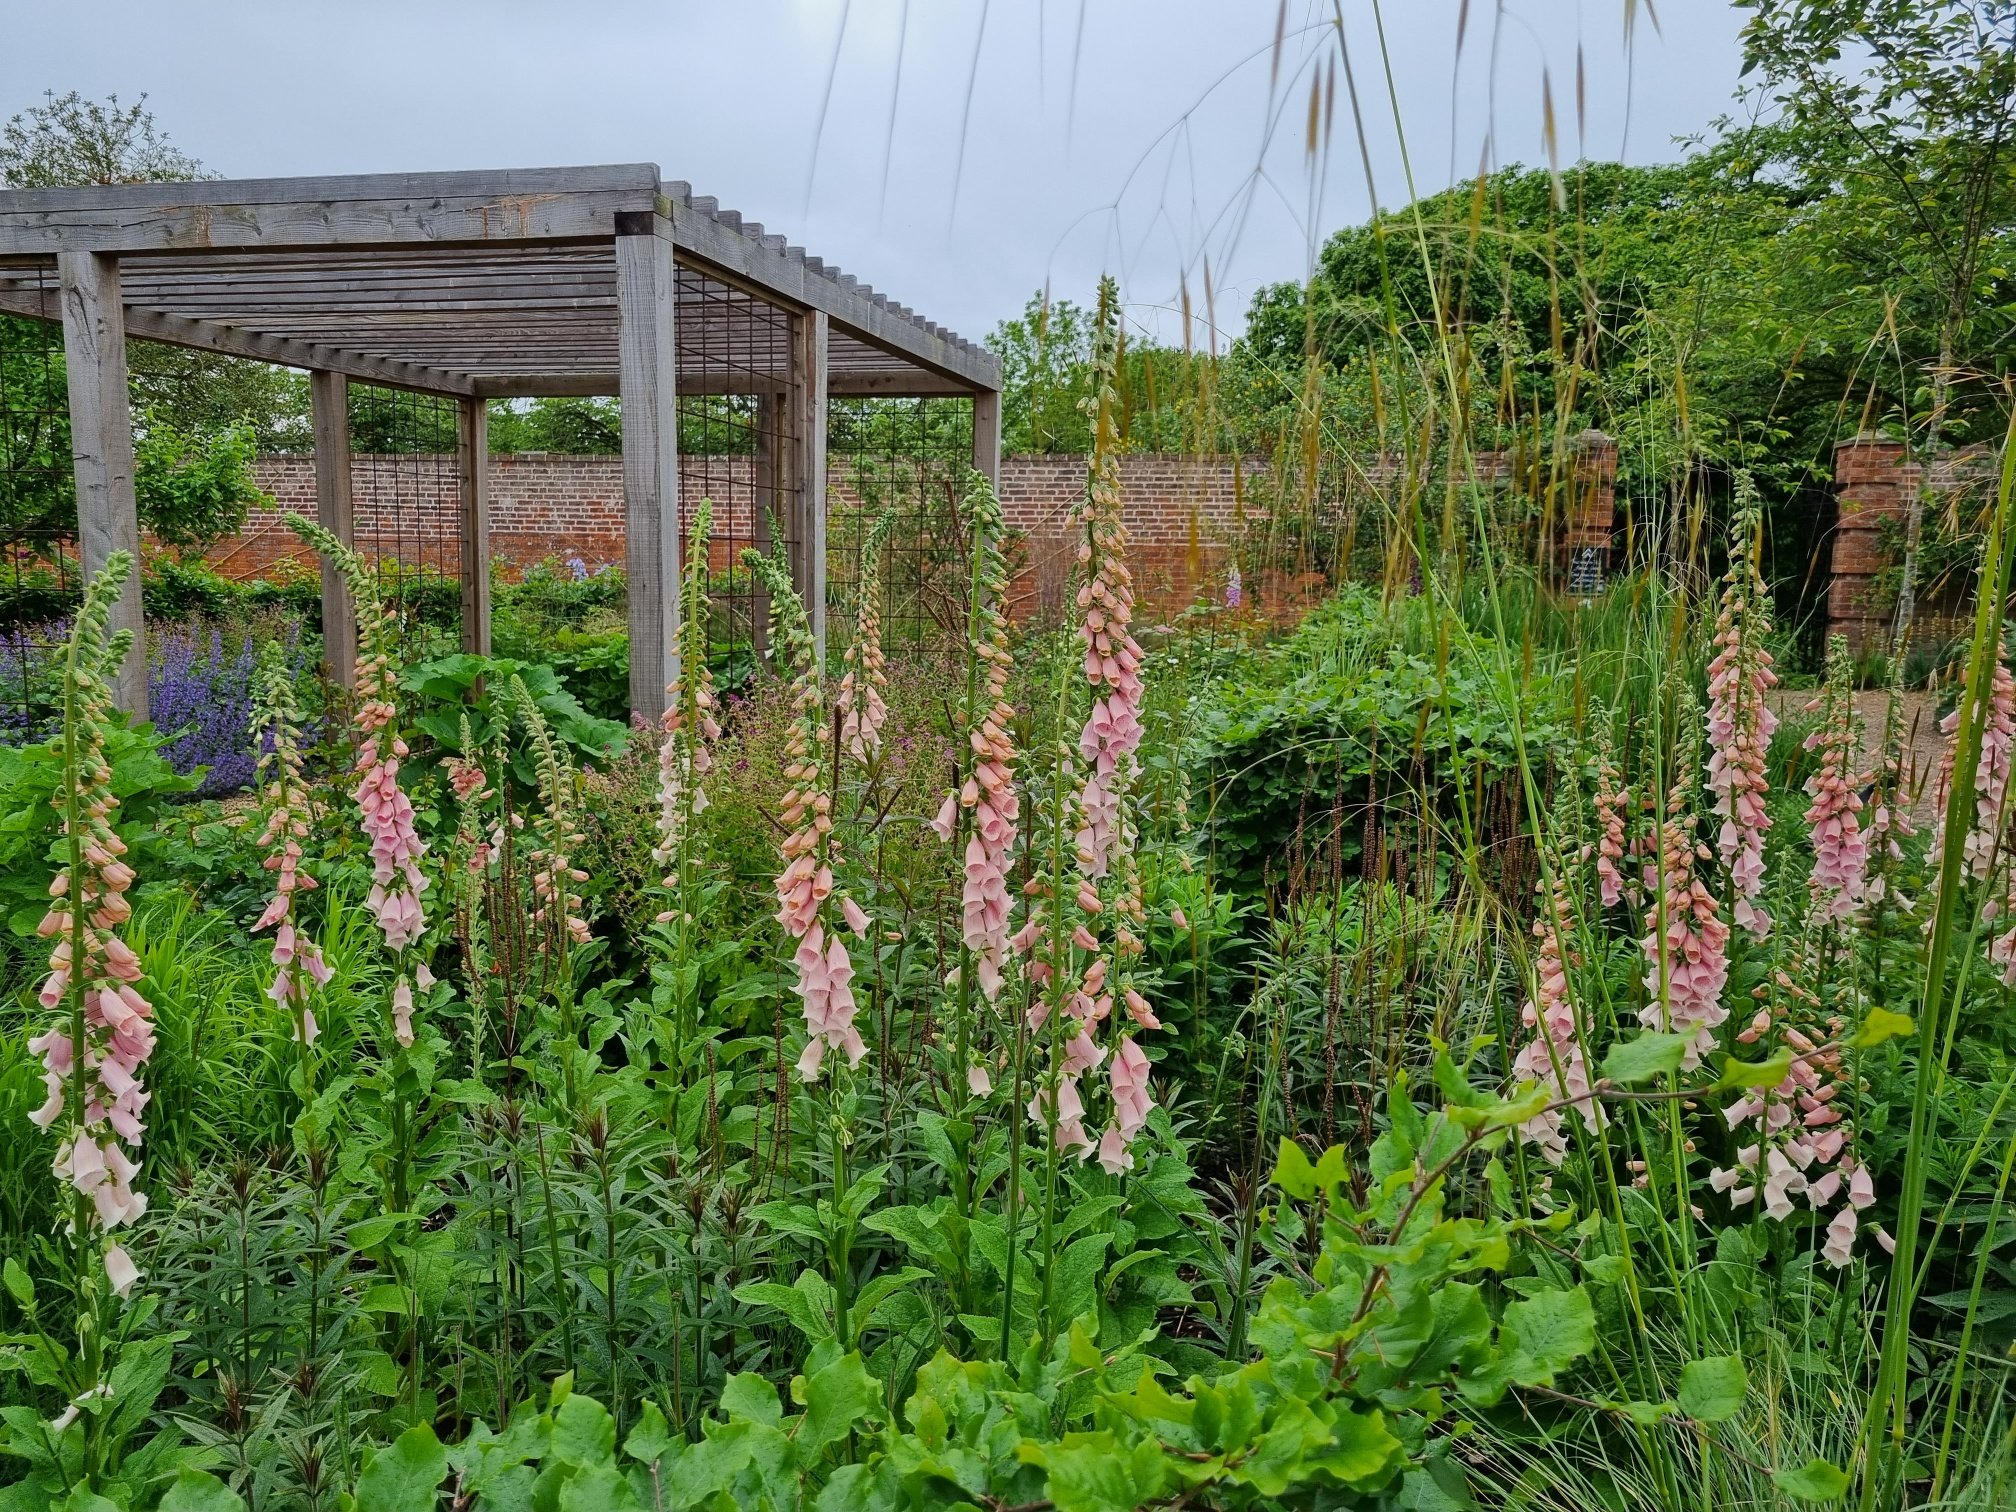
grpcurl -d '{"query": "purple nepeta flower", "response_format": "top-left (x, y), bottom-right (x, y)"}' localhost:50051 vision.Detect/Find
top-left (149, 625), bottom-right (309, 796)
top-left (1224, 566), bottom-right (1243, 610)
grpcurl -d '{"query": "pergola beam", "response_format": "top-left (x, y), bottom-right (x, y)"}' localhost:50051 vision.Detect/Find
top-left (0, 279), bottom-right (473, 396)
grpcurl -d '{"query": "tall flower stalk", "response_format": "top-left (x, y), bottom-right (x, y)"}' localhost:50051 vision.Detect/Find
top-left (1705, 479), bottom-right (1779, 939)
top-left (287, 513), bottom-right (428, 1045)
top-left (745, 550), bottom-right (867, 1082)
top-left (1641, 692), bottom-right (1730, 1070)
top-left (931, 476), bottom-right (1019, 1090)
top-left (1803, 635), bottom-right (1869, 924)
top-left (746, 544), bottom-right (871, 1348)
top-left (249, 640), bottom-right (330, 1089)
top-left (28, 553), bottom-right (152, 1307)
top-left (1512, 871), bottom-right (1601, 1165)
top-left (835, 509), bottom-right (894, 769)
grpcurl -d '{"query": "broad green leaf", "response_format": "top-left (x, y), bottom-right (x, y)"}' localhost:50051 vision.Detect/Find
top-left (1678, 1355), bottom-right (1748, 1423)
top-left (159, 1473), bottom-right (248, 1512)
top-left (1771, 1457), bottom-right (1851, 1501)
top-left (549, 1391), bottom-right (617, 1467)
top-left (555, 1464), bottom-right (646, 1510)
top-left (623, 1401), bottom-right (673, 1466)
top-left (1272, 1139), bottom-right (1318, 1200)
top-left (720, 1371), bottom-right (783, 1427)
top-left (1849, 1007), bottom-right (1914, 1048)
top-left (796, 1350), bottom-right (881, 1454)
top-left (1719, 1051), bottom-right (1792, 1089)
top-left (354, 1423), bottom-right (448, 1512)
top-left (1501, 1286), bottom-right (1596, 1387)
top-left (1600, 1031), bottom-right (1690, 1085)
top-left (2, 1259), bottom-right (31, 1309)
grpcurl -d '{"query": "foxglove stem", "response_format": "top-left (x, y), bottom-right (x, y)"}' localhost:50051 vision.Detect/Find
top-left (835, 509), bottom-right (894, 769)
top-left (28, 552), bottom-right (152, 1307)
top-left (1640, 691), bottom-right (1729, 1069)
top-left (1863, 662), bottom-right (1918, 910)
top-left (1803, 635), bottom-right (1869, 923)
top-left (744, 549), bottom-right (867, 1081)
top-left (654, 500), bottom-right (722, 1051)
top-left (1513, 871), bottom-right (1602, 1165)
top-left (1705, 481), bottom-right (1779, 939)
top-left (249, 640), bottom-right (328, 1083)
top-left (1067, 278), bottom-right (1159, 1174)
top-left (1712, 932), bottom-right (1871, 1266)
top-left (286, 513), bottom-right (429, 1047)
top-left (933, 476), bottom-right (1020, 1101)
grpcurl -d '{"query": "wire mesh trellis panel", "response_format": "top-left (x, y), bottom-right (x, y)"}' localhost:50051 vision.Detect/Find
top-left (348, 383), bottom-right (464, 655)
top-left (0, 277), bottom-right (79, 744)
top-left (674, 271), bottom-right (800, 690)
top-left (826, 395), bottom-right (975, 656)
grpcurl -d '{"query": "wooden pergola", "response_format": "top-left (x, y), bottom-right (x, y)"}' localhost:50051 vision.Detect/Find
top-left (0, 163), bottom-right (1003, 721)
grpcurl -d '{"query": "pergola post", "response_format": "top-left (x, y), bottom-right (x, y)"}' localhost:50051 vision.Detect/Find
top-left (972, 388), bottom-right (1002, 492)
top-left (457, 395), bottom-right (491, 655)
top-left (57, 251), bottom-right (145, 717)
top-left (616, 211), bottom-right (681, 724)
top-left (788, 308), bottom-right (829, 658)
top-left (309, 371), bottom-right (357, 688)
top-left (749, 390), bottom-right (787, 659)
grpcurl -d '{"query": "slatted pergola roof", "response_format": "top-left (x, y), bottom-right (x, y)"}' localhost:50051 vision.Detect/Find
top-left (0, 164), bottom-right (1003, 719)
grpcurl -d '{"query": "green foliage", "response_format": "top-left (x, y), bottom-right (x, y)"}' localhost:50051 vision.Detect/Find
top-left (399, 653), bottom-right (627, 785)
top-left (0, 720), bottom-right (196, 942)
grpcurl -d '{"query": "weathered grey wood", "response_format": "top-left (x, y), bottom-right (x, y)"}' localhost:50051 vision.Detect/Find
top-left (0, 281), bottom-right (474, 396)
top-left (973, 389), bottom-right (1002, 490)
top-left (788, 308), bottom-right (829, 658)
top-left (616, 219), bottom-right (681, 723)
top-left (458, 396), bottom-right (492, 656)
top-left (749, 391), bottom-right (787, 662)
top-left (310, 371), bottom-right (358, 688)
top-left (670, 204), bottom-right (998, 393)
top-left (0, 164), bottom-right (663, 213)
top-left (58, 252), bottom-right (146, 717)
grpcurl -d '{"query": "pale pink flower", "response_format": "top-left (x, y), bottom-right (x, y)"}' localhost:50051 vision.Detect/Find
top-left (1936, 650), bottom-right (2016, 883)
top-left (29, 572), bottom-right (156, 1294)
top-left (1591, 742), bottom-right (1634, 909)
top-left (1803, 637), bottom-right (1868, 922)
top-left (1512, 874), bottom-right (1602, 1165)
top-left (1704, 496), bottom-right (1778, 938)
top-left (1639, 764), bottom-right (1730, 1069)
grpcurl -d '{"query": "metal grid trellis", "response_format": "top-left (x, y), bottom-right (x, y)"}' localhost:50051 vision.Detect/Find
top-left (348, 383), bottom-right (465, 654)
top-left (0, 272), bottom-right (79, 741)
top-left (674, 272), bottom-right (800, 687)
top-left (826, 395), bottom-right (976, 656)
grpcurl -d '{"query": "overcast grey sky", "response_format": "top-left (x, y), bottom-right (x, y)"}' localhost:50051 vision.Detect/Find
top-left (2, 1), bottom-right (1750, 348)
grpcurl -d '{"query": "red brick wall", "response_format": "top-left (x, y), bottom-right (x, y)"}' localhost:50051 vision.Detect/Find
top-left (203, 443), bottom-right (1617, 622)
top-left (1826, 435), bottom-right (1998, 651)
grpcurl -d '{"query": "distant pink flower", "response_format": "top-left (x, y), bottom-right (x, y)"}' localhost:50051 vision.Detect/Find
top-left (1592, 748), bottom-right (1632, 908)
top-left (1704, 500), bottom-right (1778, 938)
top-left (1803, 638), bottom-right (1868, 922)
top-left (1513, 874), bottom-right (1602, 1165)
top-left (250, 649), bottom-right (326, 1048)
top-left (1936, 650), bottom-right (2015, 882)
top-left (1638, 761), bottom-right (1730, 1070)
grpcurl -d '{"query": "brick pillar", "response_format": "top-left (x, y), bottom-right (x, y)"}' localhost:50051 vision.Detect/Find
top-left (1829, 432), bottom-right (1917, 653)
top-left (1563, 428), bottom-right (1618, 591)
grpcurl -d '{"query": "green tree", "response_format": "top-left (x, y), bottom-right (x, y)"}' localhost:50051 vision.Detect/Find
top-left (988, 289), bottom-right (1227, 454)
top-left (1737, 0), bottom-right (2016, 635)
top-left (0, 91), bottom-right (282, 546)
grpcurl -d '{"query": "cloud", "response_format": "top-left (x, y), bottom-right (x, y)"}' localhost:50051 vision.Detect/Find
top-left (2, 0), bottom-right (1744, 347)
